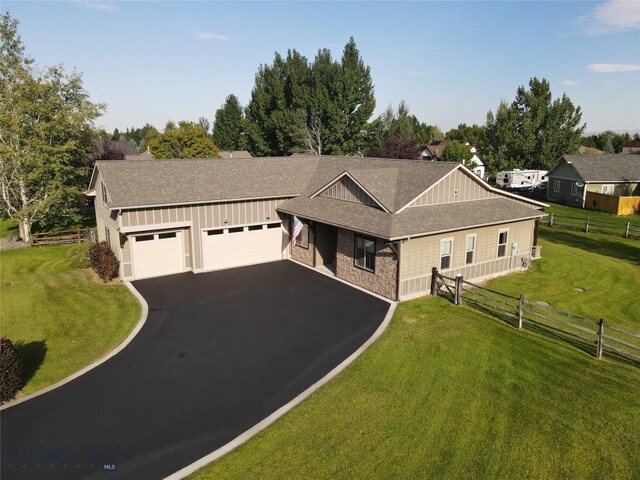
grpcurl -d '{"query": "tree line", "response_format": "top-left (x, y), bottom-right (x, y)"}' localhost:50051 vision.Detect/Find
top-left (2, 12), bottom-right (631, 242)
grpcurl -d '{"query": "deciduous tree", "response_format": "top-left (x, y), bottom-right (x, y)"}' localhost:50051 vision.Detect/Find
top-left (0, 13), bottom-right (103, 242)
top-left (149, 121), bottom-right (219, 159)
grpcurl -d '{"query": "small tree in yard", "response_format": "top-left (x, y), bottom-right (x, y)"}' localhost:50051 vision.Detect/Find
top-left (1, 337), bottom-right (23, 403)
top-left (89, 241), bottom-right (119, 282)
top-left (440, 142), bottom-right (477, 169)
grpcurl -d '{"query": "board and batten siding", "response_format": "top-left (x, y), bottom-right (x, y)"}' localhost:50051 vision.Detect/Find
top-left (408, 169), bottom-right (499, 207)
top-left (119, 197), bottom-right (291, 277)
top-left (399, 220), bottom-right (535, 299)
top-left (320, 176), bottom-right (379, 207)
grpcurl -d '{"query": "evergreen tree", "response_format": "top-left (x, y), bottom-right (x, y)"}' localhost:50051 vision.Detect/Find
top-left (111, 127), bottom-right (120, 141)
top-left (481, 78), bottom-right (585, 173)
top-left (213, 94), bottom-right (246, 151)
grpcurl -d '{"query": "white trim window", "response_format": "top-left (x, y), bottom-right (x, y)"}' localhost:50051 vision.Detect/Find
top-left (465, 234), bottom-right (476, 265)
top-left (497, 229), bottom-right (509, 258)
top-left (295, 223), bottom-right (309, 248)
top-left (101, 181), bottom-right (108, 204)
top-left (601, 184), bottom-right (614, 195)
top-left (553, 180), bottom-right (560, 193)
top-left (105, 226), bottom-right (111, 245)
top-left (571, 183), bottom-right (578, 196)
top-left (440, 238), bottom-right (453, 270)
top-left (354, 236), bottom-right (376, 272)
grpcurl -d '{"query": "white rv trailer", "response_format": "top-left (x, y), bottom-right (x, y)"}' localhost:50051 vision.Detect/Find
top-left (496, 169), bottom-right (548, 189)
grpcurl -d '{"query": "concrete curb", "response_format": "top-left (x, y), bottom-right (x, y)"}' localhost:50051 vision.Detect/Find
top-left (165, 293), bottom-right (396, 479)
top-left (0, 281), bottom-right (149, 410)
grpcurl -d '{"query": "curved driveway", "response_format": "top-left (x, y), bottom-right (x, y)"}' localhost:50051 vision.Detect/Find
top-left (1, 261), bottom-right (389, 480)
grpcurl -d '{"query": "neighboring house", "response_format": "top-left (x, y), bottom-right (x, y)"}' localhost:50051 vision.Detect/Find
top-left (622, 138), bottom-right (640, 154)
top-left (419, 140), bottom-right (486, 179)
top-left (126, 148), bottom-right (155, 161)
top-left (218, 150), bottom-right (253, 159)
top-left (546, 154), bottom-right (640, 214)
top-left (89, 156), bottom-right (546, 301)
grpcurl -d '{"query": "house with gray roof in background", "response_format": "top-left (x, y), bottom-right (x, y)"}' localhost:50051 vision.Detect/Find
top-left (88, 155), bottom-right (546, 300)
top-left (546, 154), bottom-right (640, 215)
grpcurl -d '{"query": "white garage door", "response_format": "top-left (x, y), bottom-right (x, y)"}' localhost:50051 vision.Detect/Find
top-left (131, 230), bottom-right (185, 280)
top-left (201, 223), bottom-right (284, 271)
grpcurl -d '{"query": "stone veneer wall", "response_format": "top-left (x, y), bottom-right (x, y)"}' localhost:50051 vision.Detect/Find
top-left (336, 228), bottom-right (398, 300)
top-left (291, 220), bottom-right (315, 267)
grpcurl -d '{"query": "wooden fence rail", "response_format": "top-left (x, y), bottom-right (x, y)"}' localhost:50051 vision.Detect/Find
top-left (541, 213), bottom-right (640, 240)
top-left (30, 228), bottom-right (89, 246)
top-left (431, 268), bottom-right (640, 366)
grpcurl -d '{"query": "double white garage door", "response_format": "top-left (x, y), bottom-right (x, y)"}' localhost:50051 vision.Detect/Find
top-left (201, 223), bottom-right (284, 271)
top-left (130, 223), bottom-right (284, 280)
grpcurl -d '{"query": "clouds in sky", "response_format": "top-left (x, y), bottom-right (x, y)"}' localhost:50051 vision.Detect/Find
top-left (587, 63), bottom-right (640, 73)
top-left (560, 80), bottom-right (578, 86)
top-left (194, 31), bottom-right (228, 41)
top-left (576, 0), bottom-right (640, 35)
top-left (73, 1), bottom-right (116, 12)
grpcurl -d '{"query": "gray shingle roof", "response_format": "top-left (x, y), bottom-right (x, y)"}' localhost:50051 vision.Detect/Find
top-left (94, 155), bottom-right (544, 239)
top-left (560, 154), bottom-right (640, 182)
top-left (278, 196), bottom-right (544, 240)
top-left (218, 150), bottom-right (253, 159)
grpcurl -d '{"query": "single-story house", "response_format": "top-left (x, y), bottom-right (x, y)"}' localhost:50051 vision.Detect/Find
top-left (89, 155), bottom-right (547, 301)
top-left (419, 141), bottom-right (485, 179)
top-left (622, 138), bottom-right (640, 154)
top-left (546, 155), bottom-right (640, 213)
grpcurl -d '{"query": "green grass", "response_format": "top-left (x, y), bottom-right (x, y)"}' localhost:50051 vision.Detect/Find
top-left (544, 201), bottom-right (639, 232)
top-left (189, 298), bottom-right (640, 480)
top-left (189, 230), bottom-right (640, 480)
top-left (0, 245), bottom-right (140, 395)
top-left (0, 217), bottom-right (19, 238)
top-left (485, 228), bottom-right (640, 331)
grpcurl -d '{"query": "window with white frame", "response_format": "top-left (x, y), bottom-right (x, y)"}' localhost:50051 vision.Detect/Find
top-left (105, 226), bottom-right (111, 245)
top-left (601, 184), bottom-right (614, 195)
top-left (497, 229), bottom-right (508, 257)
top-left (440, 239), bottom-right (453, 270)
top-left (295, 223), bottom-right (309, 248)
top-left (101, 181), bottom-right (108, 204)
top-left (553, 180), bottom-right (560, 193)
top-left (354, 236), bottom-right (376, 271)
top-left (465, 235), bottom-right (476, 265)
top-left (571, 183), bottom-right (578, 196)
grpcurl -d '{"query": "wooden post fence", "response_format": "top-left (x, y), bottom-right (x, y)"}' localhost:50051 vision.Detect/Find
top-left (626, 222), bottom-right (631, 238)
top-left (517, 294), bottom-right (524, 329)
top-left (585, 217), bottom-right (590, 233)
top-left (430, 267), bottom-right (438, 296)
top-left (549, 212), bottom-right (554, 227)
top-left (454, 274), bottom-right (463, 305)
top-left (597, 319), bottom-right (604, 359)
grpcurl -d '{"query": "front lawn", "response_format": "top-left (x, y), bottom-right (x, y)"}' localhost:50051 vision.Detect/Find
top-left (189, 229), bottom-right (640, 480)
top-left (0, 245), bottom-right (140, 396)
top-left (544, 201), bottom-right (639, 233)
top-left (189, 298), bottom-right (640, 480)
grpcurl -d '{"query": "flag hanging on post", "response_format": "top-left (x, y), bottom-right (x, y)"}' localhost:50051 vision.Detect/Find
top-left (292, 215), bottom-right (303, 244)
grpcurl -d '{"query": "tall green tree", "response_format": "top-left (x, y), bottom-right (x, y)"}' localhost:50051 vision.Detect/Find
top-left (481, 78), bottom-right (585, 172)
top-left (149, 121), bottom-right (219, 159)
top-left (446, 123), bottom-right (485, 146)
top-left (245, 38), bottom-right (375, 157)
top-left (0, 13), bottom-right (104, 242)
top-left (338, 37), bottom-right (375, 155)
top-left (213, 94), bottom-right (246, 151)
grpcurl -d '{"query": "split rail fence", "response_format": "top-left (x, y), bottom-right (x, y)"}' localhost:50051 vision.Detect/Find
top-left (30, 228), bottom-right (91, 246)
top-left (431, 267), bottom-right (640, 366)
top-left (540, 213), bottom-right (640, 240)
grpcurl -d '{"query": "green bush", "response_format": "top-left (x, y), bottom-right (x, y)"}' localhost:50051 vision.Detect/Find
top-left (89, 241), bottom-right (120, 282)
top-left (68, 241), bottom-right (92, 268)
top-left (0, 337), bottom-right (23, 403)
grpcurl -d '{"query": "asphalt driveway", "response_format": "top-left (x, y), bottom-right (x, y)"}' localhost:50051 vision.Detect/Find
top-left (1, 261), bottom-right (390, 480)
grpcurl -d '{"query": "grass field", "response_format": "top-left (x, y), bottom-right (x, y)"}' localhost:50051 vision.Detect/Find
top-left (0, 245), bottom-right (140, 395)
top-left (189, 229), bottom-right (640, 479)
top-left (485, 228), bottom-right (640, 331)
top-left (544, 202), bottom-right (639, 234)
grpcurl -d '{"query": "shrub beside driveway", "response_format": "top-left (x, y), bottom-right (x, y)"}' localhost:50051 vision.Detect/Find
top-left (0, 245), bottom-right (140, 396)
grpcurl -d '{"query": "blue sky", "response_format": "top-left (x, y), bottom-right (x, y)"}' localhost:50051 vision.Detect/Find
top-left (3, 1), bottom-right (639, 134)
